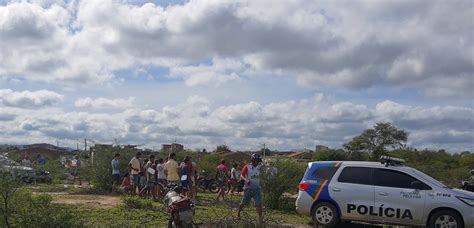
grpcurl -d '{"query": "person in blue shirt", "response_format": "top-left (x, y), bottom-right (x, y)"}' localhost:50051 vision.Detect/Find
top-left (36, 154), bottom-right (46, 165)
top-left (111, 153), bottom-right (121, 193)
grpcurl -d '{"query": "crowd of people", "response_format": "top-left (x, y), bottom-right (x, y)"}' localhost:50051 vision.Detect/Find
top-left (111, 152), bottom-right (266, 222)
top-left (111, 152), bottom-right (199, 199)
top-left (20, 154), bottom-right (46, 167)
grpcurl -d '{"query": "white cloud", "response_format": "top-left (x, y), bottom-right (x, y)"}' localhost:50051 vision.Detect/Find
top-left (169, 58), bottom-right (243, 87)
top-left (0, 1), bottom-right (471, 153)
top-left (75, 97), bottom-right (135, 109)
top-left (0, 95), bottom-right (471, 152)
top-left (0, 89), bottom-right (63, 108)
top-left (0, 0), bottom-right (471, 96)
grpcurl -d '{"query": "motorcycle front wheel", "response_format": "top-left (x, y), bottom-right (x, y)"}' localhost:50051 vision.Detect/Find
top-left (208, 183), bottom-right (219, 193)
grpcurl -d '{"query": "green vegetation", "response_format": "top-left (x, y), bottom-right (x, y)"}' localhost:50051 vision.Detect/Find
top-left (0, 174), bottom-right (76, 228)
top-left (344, 122), bottom-right (408, 160)
top-left (261, 159), bottom-right (306, 209)
top-left (89, 146), bottom-right (137, 192)
top-left (0, 122), bottom-right (472, 226)
top-left (58, 192), bottom-right (310, 227)
top-left (35, 160), bottom-right (68, 184)
top-left (121, 196), bottom-right (154, 210)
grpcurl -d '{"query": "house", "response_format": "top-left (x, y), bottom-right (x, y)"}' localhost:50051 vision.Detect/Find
top-left (315, 145), bottom-right (329, 152)
top-left (162, 143), bottom-right (184, 152)
top-left (17, 143), bottom-right (69, 160)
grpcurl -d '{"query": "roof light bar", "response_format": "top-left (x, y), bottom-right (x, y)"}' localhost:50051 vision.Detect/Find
top-left (380, 156), bottom-right (405, 167)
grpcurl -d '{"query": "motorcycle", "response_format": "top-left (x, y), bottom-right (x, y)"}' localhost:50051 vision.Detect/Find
top-left (461, 181), bottom-right (474, 192)
top-left (196, 171), bottom-right (219, 193)
top-left (163, 184), bottom-right (195, 228)
top-left (226, 179), bottom-right (244, 194)
top-left (35, 170), bottom-right (52, 184)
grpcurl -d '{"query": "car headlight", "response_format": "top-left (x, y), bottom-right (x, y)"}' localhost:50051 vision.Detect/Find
top-left (456, 196), bottom-right (474, 206)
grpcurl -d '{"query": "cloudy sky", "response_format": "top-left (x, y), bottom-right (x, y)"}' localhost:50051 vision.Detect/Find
top-left (0, 0), bottom-right (472, 152)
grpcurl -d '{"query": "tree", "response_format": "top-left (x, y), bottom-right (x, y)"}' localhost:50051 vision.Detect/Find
top-left (215, 145), bottom-right (231, 152)
top-left (344, 122), bottom-right (408, 160)
top-left (260, 147), bottom-right (272, 156)
top-left (313, 149), bottom-right (348, 161)
top-left (0, 173), bottom-right (21, 228)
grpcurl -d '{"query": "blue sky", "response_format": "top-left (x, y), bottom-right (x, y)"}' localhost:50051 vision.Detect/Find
top-left (0, 0), bottom-right (472, 152)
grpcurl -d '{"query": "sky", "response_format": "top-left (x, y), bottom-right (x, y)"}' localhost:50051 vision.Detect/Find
top-left (0, 0), bottom-right (472, 152)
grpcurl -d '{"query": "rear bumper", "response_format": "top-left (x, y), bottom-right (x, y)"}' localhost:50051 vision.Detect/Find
top-left (295, 191), bottom-right (313, 216)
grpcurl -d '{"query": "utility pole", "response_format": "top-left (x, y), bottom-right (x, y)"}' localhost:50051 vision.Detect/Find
top-left (263, 143), bottom-right (266, 158)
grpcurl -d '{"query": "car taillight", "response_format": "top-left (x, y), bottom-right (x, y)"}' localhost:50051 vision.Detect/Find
top-left (299, 182), bottom-right (310, 191)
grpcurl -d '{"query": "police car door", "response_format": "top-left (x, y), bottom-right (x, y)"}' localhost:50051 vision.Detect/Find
top-left (373, 168), bottom-right (428, 225)
top-left (331, 166), bottom-right (376, 221)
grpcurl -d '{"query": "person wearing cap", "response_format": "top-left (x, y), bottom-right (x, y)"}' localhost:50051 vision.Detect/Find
top-left (237, 154), bottom-right (263, 223)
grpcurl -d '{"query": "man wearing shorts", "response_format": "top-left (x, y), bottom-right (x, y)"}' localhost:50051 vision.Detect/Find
top-left (128, 152), bottom-right (142, 195)
top-left (111, 153), bottom-right (120, 193)
top-left (140, 155), bottom-right (156, 199)
top-left (237, 154), bottom-right (263, 223)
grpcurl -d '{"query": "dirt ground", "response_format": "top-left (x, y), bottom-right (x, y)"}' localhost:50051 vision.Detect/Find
top-left (41, 191), bottom-right (389, 227)
top-left (47, 192), bottom-right (121, 208)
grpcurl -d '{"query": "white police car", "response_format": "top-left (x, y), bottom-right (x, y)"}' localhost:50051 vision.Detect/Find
top-left (295, 157), bottom-right (474, 228)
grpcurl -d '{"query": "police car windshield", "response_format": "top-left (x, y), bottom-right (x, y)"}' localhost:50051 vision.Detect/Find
top-left (409, 168), bottom-right (450, 189)
top-left (0, 157), bottom-right (19, 166)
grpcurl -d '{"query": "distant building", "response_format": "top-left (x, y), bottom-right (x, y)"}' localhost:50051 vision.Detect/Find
top-left (17, 143), bottom-right (69, 160)
top-left (162, 143), bottom-right (184, 152)
top-left (315, 145), bottom-right (329, 153)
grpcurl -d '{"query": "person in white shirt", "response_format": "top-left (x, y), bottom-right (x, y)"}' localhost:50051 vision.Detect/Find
top-left (230, 163), bottom-right (240, 194)
top-left (128, 152), bottom-right (142, 195)
top-left (155, 158), bottom-right (167, 198)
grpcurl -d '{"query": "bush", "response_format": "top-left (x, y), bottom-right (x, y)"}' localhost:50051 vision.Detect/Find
top-left (197, 154), bottom-right (221, 177)
top-left (121, 196), bottom-right (154, 210)
top-left (10, 191), bottom-right (77, 228)
top-left (0, 173), bottom-right (76, 227)
top-left (90, 147), bottom-right (137, 192)
top-left (313, 149), bottom-right (348, 161)
top-left (34, 160), bottom-right (68, 183)
top-left (261, 159), bottom-right (306, 209)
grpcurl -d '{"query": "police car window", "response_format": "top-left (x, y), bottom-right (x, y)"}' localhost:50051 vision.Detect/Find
top-left (337, 167), bottom-right (372, 185)
top-left (374, 169), bottom-right (430, 190)
top-left (312, 167), bottom-right (338, 180)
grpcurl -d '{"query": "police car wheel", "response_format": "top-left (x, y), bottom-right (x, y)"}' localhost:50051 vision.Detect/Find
top-left (428, 210), bottom-right (463, 228)
top-left (312, 202), bottom-right (339, 227)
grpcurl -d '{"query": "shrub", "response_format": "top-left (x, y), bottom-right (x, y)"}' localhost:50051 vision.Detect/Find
top-left (34, 160), bottom-right (68, 183)
top-left (261, 159), bottom-right (306, 209)
top-left (121, 196), bottom-right (154, 210)
top-left (11, 192), bottom-right (77, 228)
top-left (0, 173), bottom-right (76, 227)
top-left (90, 147), bottom-right (136, 192)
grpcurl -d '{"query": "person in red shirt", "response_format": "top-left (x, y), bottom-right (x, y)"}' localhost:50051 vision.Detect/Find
top-left (237, 154), bottom-right (263, 223)
top-left (120, 172), bottom-right (132, 194)
top-left (215, 159), bottom-right (229, 201)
